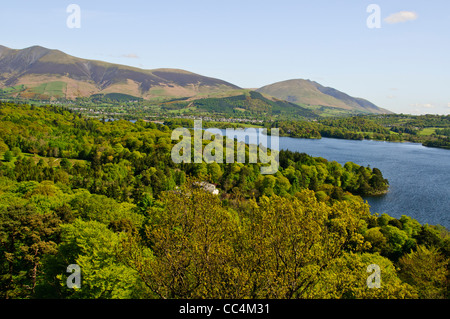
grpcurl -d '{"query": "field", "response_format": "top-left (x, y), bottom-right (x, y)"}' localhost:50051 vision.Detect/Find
top-left (0, 84), bottom-right (26, 94)
top-left (29, 81), bottom-right (67, 98)
top-left (306, 105), bottom-right (371, 117)
top-left (417, 127), bottom-right (437, 136)
top-left (1, 151), bottom-right (86, 169)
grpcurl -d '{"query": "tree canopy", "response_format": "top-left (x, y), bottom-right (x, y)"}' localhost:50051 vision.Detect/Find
top-left (0, 102), bottom-right (448, 299)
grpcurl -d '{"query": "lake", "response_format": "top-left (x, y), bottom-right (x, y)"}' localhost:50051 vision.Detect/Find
top-left (210, 128), bottom-right (450, 228)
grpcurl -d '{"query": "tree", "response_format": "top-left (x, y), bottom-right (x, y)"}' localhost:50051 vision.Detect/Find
top-left (193, 162), bottom-right (208, 180)
top-left (236, 190), bottom-right (372, 298)
top-left (59, 158), bottom-right (72, 170)
top-left (11, 147), bottom-right (22, 157)
top-left (260, 175), bottom-right (276, 196)
top-left (364, 227), bottom-right (387, 253)
top-left (122, 183), bottom-right (238, 298)
top-left (207, 162), bottom-right (222, 183)
top-left (0, 205), bottom-right (60, 298)
top-left (50, 219), bottom-right (145, 299)
top-left (3, 150), bottom-right (13, 162)
top-left (309, 252), bottom-right (417, 298)
top-left (275, 174), bottom-right (291, 195)
top-left (380, 225), bottom-right (409, 260)
top-left (0, 140), bottom-right (9, 153)
top-left (398, 245), bottom-right (448, 298)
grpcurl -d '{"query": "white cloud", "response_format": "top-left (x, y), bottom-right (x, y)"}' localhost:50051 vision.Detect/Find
top-left (447, 102), bottom-right (450, 108)
top-left (384, 11), bottom-right (418, 24)
top-left (120, 53), bottom-right (139, 59)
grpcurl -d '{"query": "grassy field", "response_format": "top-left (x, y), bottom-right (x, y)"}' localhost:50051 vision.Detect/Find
top-left (29, 81), bottom-right (67, 98)
top-left (305, 105), bottom-right (369, 117)
top-left (417, 127), bottom-right (437, 136)
top-left (205, 121), bottom-right (264, 128)
top-left (1, 151), bottom-right (86, 168)
top-left (0, 84), bottom-right (26, 94)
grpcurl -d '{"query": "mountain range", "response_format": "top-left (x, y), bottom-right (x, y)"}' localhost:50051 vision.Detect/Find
top-left (256, 79), bottom-right (392, 114)
top-left (0, 45), bottom-right (391, 114)
top-left (0, 45), bottom-right (239, 100)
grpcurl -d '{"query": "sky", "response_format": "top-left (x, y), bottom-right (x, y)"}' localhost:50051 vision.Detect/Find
top-left (1, 0), bottom-right (449, 115)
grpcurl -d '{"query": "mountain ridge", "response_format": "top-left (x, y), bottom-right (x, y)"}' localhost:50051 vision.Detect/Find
top-left (0, 45), bottom-right (391, 114)
top-left (0, 45), bottom-right (240, 100)
top-left (256, 79), bottom-right (391, 114)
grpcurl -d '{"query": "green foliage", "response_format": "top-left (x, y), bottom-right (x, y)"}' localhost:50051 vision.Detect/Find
top-left (398, 246), bottom-right (448, 298)
top-left (3, 150), bottom-right (13, 162)
top-left (188, 91), bottom-right (317, 119)
top-left (122, 185), bottom-right (375, 298)
top-left (90, 93), bottom-right (143, 103)
top-left (269, 114), bottom-right (450, 150)
top-left (0, 101), bottom-right (447, 299)
top-left (310, 252), bottom-right (417, 298)
top-left (0, 204), bottom-right (60, 298)
top-left (53, 220), bottom-right (144, 299)
top-left (278, 150), bottom-right (388, 196)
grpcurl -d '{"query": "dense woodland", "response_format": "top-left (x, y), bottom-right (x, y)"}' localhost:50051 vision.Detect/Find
top-left (0, 102), bottom-right (448, 299)
top-left (15, 93), bottom-right (449, 150)
top-left (267, 115), bottom-right (450, 149)
top-left (164, 114), bottom-right (450, 149)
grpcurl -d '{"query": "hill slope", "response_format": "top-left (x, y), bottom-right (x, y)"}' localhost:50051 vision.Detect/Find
top-left (0, 45), bottom-right (240, 100)
top-left (256, 79), bottom-right (392, 114)
top-left (159, 90), bottom-right (318, 119)
top-left (0, 45), bottom-right (392, 115)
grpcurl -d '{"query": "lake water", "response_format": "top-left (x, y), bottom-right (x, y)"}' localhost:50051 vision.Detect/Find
top-left (210, 128), bottom-right (450, 228)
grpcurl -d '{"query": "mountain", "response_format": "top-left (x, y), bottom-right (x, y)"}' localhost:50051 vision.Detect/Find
top-left (160, 90), bottom-right (318, 118)
top-left (0, 45), bottom-right (392, 115)
top-left (256, 79), bottom-right (392, 114)
top-left (0, 45), bottom-right (240, 100)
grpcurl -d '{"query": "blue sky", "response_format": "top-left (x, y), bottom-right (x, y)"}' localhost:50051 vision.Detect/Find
top-left (1, 0), bottom-right (449, 114)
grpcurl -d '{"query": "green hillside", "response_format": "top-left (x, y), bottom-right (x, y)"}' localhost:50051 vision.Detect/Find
top-left (29, 81), bottom-right (66, 98)
top-left (257, 79), bottom-right (392, 114)
top-left (0, 45), bottom-right (241, 100)
top-left (0, 101), bottom-right (447, 300)
top-left (160, 90), bottom-right (318, 119)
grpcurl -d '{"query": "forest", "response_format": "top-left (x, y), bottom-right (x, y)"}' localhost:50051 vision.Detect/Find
top-left (52, 95), bottom-right (450, 150)
top-left (267, 115), bottom-right (450, 149)
top-left (17, 92), bottom-right (450, 150)
top-left (0, 101), bottom-right (448, 299)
